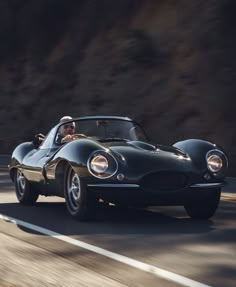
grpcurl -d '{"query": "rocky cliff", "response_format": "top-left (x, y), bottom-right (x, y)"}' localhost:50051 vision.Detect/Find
top-left (0, 0), bottom-right (235, 173)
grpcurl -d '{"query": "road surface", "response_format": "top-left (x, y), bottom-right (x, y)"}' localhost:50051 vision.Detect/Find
top-left (0, 169), bottom-right (235, 287)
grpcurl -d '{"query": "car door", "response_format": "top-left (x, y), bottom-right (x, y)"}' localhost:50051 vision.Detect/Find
top-left (21, 127), bottom-right (58, 183)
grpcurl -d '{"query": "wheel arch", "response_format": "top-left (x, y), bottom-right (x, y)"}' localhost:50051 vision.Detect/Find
top-left (54, 160), bottom-right (71, 196)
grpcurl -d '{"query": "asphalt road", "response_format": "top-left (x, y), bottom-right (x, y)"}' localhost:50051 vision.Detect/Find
top-left (0, 169), bottom-right (236, 287)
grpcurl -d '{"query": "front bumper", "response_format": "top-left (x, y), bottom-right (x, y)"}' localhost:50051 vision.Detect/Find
top-left (87, 182), bottom-right (225, 206)
top-left (88, 182), bottom-right (225, 189)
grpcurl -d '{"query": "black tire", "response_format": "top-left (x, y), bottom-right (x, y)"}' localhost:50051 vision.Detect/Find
top-left (64, 166), bottom-right (98, 221)
top-left (14, 169), bottom-right (39, 205)
top-left (184, 188), bottom-right (221, 219)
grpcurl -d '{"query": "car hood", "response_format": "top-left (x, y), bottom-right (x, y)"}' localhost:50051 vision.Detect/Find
top-left (102, 141), bottom-right (196, 175)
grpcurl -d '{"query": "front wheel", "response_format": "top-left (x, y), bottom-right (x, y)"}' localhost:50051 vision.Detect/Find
top-left (14, 169), bottom-right (39, 205)
top-left (184, 188), bottom-right (221, 219)
top-left (64, 166), bottom-right (97, 221)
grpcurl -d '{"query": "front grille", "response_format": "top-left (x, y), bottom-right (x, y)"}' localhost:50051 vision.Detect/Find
top-left (140, 171), bottom-right (188, 191)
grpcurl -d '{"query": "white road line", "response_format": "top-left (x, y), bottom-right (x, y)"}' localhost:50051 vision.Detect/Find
top-left (0, 213), bottom-right (212, 287)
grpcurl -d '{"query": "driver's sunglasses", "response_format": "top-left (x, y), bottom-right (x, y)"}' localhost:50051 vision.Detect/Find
top-left (64, 125), bottom-right (75, 129)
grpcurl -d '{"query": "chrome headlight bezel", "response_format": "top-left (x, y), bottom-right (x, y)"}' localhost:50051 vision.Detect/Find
top-left (206, 149), bottom-right (228, 175)
top-left (87, 150), bottom-right (118, 179)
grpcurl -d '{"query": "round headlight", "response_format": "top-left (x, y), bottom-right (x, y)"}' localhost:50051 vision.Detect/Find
top-left (90, 155), bottom-right (108, 174)
top-left (88, 150), bottom-right (118, 179)
top-left (206, 149), bottom-right (228, 177)
top-left (207, 154), bottom-right (223, 173)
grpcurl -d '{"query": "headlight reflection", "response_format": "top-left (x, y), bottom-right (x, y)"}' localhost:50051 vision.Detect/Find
top-left (207, 154), bottom-right (223, 173)
top-left (90, 155), bottom-right (108, 173)
top-left (206, 149), bottom-right (227, 175)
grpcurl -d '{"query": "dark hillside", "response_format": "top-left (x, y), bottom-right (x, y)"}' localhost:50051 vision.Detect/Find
top-left (0, 0), bottom-right (236, 173)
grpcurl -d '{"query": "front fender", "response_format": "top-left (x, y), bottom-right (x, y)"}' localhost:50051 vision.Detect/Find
top-left (173, 139), bottom-right (218, 171)
top-left (53, 139), bottom-right (107, 168)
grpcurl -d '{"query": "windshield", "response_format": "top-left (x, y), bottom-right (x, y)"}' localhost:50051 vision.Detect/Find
top-left (55, 118), bottom-right (148, 142)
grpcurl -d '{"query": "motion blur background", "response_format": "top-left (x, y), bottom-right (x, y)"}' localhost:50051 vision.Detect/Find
top-left (0, 0), bottom-right (235, 173)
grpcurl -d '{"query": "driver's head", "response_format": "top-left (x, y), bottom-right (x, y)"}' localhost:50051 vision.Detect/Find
top-left (59, 116), bottom-right (75, 137)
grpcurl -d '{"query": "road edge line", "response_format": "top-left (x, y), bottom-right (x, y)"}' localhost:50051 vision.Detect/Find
top-left (0, 213), bottom-right (212, 287)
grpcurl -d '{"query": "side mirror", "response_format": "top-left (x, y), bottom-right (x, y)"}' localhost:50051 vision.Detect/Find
top-left (32, 133), bottom-right (45, 148)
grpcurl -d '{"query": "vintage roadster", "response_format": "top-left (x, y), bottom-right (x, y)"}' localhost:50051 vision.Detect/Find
top-left (9, 116), bottom-right (228, 221)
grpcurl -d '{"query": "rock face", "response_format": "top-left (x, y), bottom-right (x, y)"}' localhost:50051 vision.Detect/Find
top-left (0, 0), bottom-right (235, 173)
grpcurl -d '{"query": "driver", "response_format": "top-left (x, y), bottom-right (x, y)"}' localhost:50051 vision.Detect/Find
top-left (56, 116), bottom-right (87, 144)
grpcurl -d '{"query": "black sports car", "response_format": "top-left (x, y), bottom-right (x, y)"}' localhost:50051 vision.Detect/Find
top-left (9, 116), bottom-right (228, 221)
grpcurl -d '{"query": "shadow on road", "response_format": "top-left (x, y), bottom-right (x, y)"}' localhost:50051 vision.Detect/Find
top-left (0, 201), bottom-right (216, 237)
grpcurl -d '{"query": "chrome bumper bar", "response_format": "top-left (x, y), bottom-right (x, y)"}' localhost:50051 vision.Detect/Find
top-left (87, 184), bottom-right (139, 188)
top-left (88, 182), bottom-right (225, 189)
top-left (190, 182), bottom-right (225, 188)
